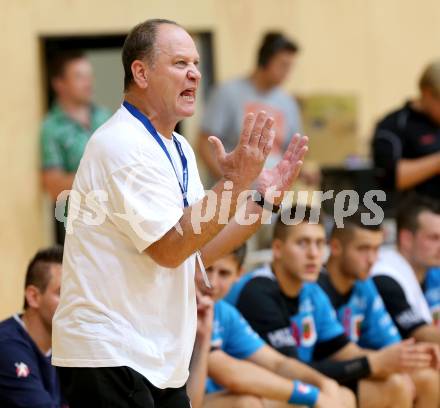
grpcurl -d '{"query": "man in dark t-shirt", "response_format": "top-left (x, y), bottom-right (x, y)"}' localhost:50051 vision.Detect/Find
top-left (0, 247), bottom-right (65, 408)
top-left (372, 60), bottom-right (440, 201)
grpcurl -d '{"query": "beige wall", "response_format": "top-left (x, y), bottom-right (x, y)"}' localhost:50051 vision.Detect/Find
top-left (2, 0), bottom-right (440, 318)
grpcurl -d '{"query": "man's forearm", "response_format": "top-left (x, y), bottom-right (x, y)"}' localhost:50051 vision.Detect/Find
top-left (274, 357), bottom-right (329, 389)
top-left (41, 170), bottom-right (76, 201)
top-left (397, 153), bottom-right (440, 190)
top-left (146, 177), bottom-right (252, 267)
top-left (412, 325), bottom-right (440, 345)
top-left (187, 336), bottom-right (211, 408)
top-left (200, 197), bottom-right (270, 267)
top-left (209, 352), bottom-right (293, 401)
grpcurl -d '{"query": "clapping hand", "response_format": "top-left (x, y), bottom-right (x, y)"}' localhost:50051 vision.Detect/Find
top-left (208, 111), bottom-right (276, 189)
top-left (256, 133), bottom-right (309, 206)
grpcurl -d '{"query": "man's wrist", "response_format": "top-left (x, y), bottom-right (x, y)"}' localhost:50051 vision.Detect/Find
top-left (252, 190), bottom-right (281, 213)
top-left (288, 380), bottom-right (320, 407)
top-left (368, 352), bottom-right (385, 377)
top-left (221, 175), bottom-right (250, 193)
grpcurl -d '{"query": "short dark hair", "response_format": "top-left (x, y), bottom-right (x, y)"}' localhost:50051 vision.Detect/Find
top-left (23, 246), bottom-right (63, 309)
top-left (122, 18), bottom-right (180, 91)
top-left (397, 193), bottom-right (440, 235)
top-left (331, 207), bottom-right (382, 243)
top-left (257, 32), bottom-right (299, 68)
top-left (273, 205), bottom-right (323, 242)
top-left (49, 50), bottom-right (86, 81)
top-left (230, 244), bottom-right (247, 269)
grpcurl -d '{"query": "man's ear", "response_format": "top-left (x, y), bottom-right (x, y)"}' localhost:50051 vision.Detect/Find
top-left (235, 266), bottom-right (245, 281)
top-left (24, 285), bottom-right (42, 309)
top-left (131, 60), bottom-right (149, 89)
top-left (51, 77), bottom-right (63, 95)
top-left (272, 239), bottom-right (283, 260)
top-left (399, 229), bottom-right (414, 253)
top-left (330, 237), bottom-right (343, 257)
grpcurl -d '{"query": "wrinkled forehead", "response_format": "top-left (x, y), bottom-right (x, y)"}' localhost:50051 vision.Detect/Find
top-left (155, 24), bottom-right (199, 60)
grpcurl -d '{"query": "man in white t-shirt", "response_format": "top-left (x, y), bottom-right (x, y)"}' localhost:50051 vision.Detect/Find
top-left (372, 194), bottom-right (440, 343)
top-left (52, 19), bottom-right (308, 408)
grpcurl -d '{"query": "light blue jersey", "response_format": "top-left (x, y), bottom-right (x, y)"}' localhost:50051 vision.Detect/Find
top-left (319, 273), bottom-right (401, 349)
top-left (424, 267), bottom-right (440, 327)
top-left (206, 300), bottom-right (265, 393)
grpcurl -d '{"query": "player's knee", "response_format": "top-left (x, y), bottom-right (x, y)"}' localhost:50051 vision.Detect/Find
top-left (339, 386), bottom-right (356, 408)
top-left (385, 373), bottom-right (413, 402)
top-left (412, 368), bottom-right (439, 396)
top-left (232, 395), bottom-right (264, 408)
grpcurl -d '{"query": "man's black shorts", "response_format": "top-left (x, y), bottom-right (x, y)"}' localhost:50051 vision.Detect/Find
top-left (58, 366), bottom-right (191, 408)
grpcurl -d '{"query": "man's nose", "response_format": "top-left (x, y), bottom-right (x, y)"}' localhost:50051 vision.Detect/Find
top-left (308, 243), bottom-right (320, 257)
top-left (188, 66), bottom-right (202, 81)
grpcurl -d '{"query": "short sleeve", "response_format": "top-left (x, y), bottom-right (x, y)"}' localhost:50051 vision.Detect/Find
top-left (223, 303), bottom-right (265, 359)
top-left (359, 280), bottom-right (401, 349)
top-left (314, 286), bottom-right (345, 342)
top-left (373, 275), bottom-right (428, 338)
top-left (236, 278), bottom-right (297, 357)
top-left (286, 97), bottom-right (303, 137)
top-left (0, 340), bottom-right (56, 408)
top-left (106, 159), bottom-right (184, 253)
top-left (200, 84), bottom-right (233, 139)
top-left (424, 267), bottom-right (440, 317)
top-left (40, 123), bottom-right (63, 170)
top-left (372, 116), bottom-right (405, 190)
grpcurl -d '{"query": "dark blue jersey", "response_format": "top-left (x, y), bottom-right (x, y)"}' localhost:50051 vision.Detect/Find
top-left (206, 300), bottom-right (265, 393)
top-left (226, 265), bottom-right (347, 364)
top-left (318, 273), bottom-right (401, 349)
top-left (0, 315), bottom-right (64, 408)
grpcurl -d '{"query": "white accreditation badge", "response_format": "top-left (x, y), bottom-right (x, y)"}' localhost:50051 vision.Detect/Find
top-left (196, 250), bottom-right (211, 288)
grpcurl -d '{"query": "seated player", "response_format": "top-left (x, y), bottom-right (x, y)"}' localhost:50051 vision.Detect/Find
top-left (227, 206), bottom-right (437, 408)
top-left (187, 291), bottom-right (214, 408)
top-left (0, 246), bottom-right (66, 407)
top-left (371, 194), bottom-right (440, 344)
top-left (197, 245), bottom-right (355, 408)
top-left (320, 209), bottom-right (439, 408)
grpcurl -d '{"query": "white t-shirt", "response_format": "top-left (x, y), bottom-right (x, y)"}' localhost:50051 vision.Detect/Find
top-left (52, 105), bottom-right (205, 389)
top-left (371, 248), bottom-right (433, 325)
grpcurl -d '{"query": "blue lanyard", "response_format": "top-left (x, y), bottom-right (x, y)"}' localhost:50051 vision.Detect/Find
top-left (123, 101), bottom-right (189, 208)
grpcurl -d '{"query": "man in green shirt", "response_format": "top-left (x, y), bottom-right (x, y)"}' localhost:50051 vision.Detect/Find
top-left (40, 51), bottom-right (110, 243)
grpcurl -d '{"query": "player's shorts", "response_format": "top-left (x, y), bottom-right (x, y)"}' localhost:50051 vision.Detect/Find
top-left (58, 366), bottom-right (191, 408)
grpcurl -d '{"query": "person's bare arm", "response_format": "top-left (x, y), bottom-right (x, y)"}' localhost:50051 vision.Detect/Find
top-left (247, 345), bottom-right (339, 394)
top-left (41, 169), bottom-right (76, 201)
top-left (145, 112), bottom-right (275, 268)
top-left (208, 350), bottom-right (294, 401)
top-left (396, 153), bottom-right (440, 190)
top-left (200, 133), bottom-right (308, 267)
top-left (146, 112), bottom-right (308, 269)
top-left (187, 295), bottom-right (213, 408)
top-left (209, 350), bottom-right (346, 407)
top-left (331, 340), bottom-right (434, 379)
top-left (412, 324), bottom-right (440, 345)
top-left (197, 132), bottom-right (223, 180)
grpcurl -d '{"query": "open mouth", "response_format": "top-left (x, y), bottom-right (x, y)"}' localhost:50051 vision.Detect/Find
top-left (180, 88), bottom-right (196, 102)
